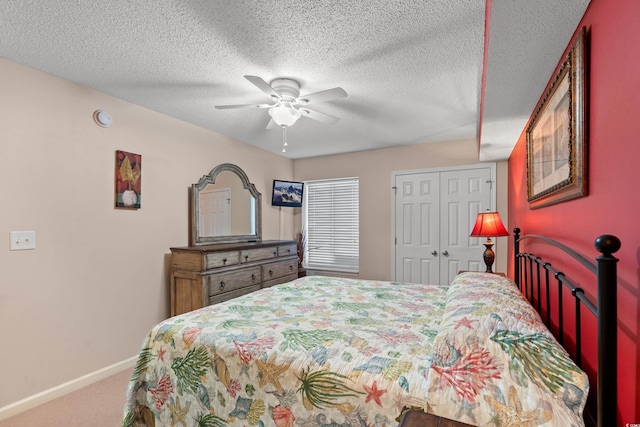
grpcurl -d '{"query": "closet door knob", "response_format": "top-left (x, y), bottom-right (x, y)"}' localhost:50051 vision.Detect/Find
top-left (431, 250), bottom-right (438, 256)
top-left (441, 250), bottom-right (449, 256)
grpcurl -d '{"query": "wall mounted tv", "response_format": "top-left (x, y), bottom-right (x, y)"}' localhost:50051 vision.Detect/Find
top-left (272, 180), bottom-right (304, 208)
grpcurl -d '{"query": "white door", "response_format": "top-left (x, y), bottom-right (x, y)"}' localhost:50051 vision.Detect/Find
top-left (200, 188), bottom-right (231, 236)
top-left (393, 166), bottom-right (493, 285)
top-left (394, 172), bottom-right (440, 285)
top-left (438, 168), bottom-right (492, 284)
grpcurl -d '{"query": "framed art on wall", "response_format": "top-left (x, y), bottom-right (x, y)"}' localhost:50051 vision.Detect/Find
top-left (526, 27), bottom-right (587, 209)
top-left (115, 150), bottom-right (141, 209)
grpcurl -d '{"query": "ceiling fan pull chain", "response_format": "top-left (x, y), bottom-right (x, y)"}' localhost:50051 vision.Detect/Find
top-left (282, 125), bottom-right (288, 152)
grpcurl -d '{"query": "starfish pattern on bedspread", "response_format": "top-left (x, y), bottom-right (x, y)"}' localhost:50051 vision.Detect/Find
top-left (255, 353), bottom-right (290, 394)
top-left (484, 386), bottom-right (553, 427)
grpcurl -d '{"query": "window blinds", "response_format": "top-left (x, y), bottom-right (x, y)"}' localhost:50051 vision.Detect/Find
top-left (303, 178), bottom-right (359, 273)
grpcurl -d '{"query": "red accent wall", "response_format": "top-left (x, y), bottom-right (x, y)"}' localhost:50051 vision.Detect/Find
top-left (508, 0), bottom-right (640, 424)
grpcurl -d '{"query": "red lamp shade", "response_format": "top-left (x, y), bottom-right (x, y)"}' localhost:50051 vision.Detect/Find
top-left (469, 212), bottom-right (508, 273)
top-left (470, 212), bottom-right (509, 237)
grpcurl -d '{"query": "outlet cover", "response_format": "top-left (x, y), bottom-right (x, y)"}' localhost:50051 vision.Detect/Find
top-left (10, 231), bottom-right (36, 250)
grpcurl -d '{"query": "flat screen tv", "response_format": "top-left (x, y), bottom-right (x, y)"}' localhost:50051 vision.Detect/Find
top-left (272, 180), bottom-right (304, 208)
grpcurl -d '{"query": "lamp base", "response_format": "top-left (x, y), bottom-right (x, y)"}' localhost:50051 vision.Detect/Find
top-left (482, 238), bottom-right (495, 273)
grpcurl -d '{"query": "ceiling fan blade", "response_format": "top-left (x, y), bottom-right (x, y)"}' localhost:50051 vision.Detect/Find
top-left (299, 108), bottom-right (340, 125)
top-left (244, 75), bottom-right (280, 99)
top-left (297, 87), bottom-right (347, 104)
top-left (214, 103), bottom-right (272, 109)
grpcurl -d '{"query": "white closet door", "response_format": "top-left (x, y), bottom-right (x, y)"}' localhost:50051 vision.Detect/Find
top-left (439, 168), bottom-right (492, 284)
top-left (394, 172), bottom-right (440, 285)
top-left (393, 166), bottom-right (493, 285)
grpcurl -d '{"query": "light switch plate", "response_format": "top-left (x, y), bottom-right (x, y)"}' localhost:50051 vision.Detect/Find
top-left (10, 231), bottom-right (36, 250)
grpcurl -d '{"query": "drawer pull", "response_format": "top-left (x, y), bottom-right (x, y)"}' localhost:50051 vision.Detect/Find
top-left (245, 255), bottom-right (249, 261)
top-left (222, 258), bottom-right (227, 265)
top-left (289, 265), bottom-right (294, 270)
top-left (220, 280), bottom-right (226, 290)
top-left (273, 251), bottom-right (277, 256)
top-left (287, 249), bottom-right (291, 253)
top-left (269, 269), bottom-right (273, 276)
top-left (252, 273), bottom-right (256, 281)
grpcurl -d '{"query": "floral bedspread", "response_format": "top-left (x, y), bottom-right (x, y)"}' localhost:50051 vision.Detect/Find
top-left (123, 273), bottom-right (587, 427)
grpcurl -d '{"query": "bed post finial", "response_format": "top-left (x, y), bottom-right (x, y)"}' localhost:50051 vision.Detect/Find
top-left (594, 234), bottom-right (619, 427)
top-left (594, 234), bottom-right (621, 256)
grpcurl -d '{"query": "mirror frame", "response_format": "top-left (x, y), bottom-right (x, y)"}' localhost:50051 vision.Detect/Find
top-left (190, 163), bottom-right (262, 245)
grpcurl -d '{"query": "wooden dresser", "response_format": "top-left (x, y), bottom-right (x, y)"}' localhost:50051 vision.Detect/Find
top-left (170, 240), bottom-right (298, 316)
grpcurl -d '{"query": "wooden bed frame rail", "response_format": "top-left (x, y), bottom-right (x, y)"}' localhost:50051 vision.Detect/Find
top-left (513, 228), bottom-right (620, 427)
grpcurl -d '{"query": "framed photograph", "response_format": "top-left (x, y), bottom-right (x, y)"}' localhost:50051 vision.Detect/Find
top-left (115, 150), bottom-right (141, 209)
top-left (526, 27), bottom-right (587, 209)
top-left (271, 179), bottom-right (304, 208)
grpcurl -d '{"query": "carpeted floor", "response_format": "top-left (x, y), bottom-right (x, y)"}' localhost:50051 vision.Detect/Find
top-left (0, 368), bottom-right (132, 427)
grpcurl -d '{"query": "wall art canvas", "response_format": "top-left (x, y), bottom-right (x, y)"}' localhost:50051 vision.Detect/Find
top-left (115, 150), bottom-right (141, 209)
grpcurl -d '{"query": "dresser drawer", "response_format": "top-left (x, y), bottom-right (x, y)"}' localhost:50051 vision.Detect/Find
top-left (263, 272), bottom-right (298, 288)
top-left (206, 266), bottom-right (261, 296)
top-left (263, 258), bottom-right (297, 282)
top-left (209, 285), bottom-right (261, 305)
top-left (241, 247), bottom-right (279, 263)
top-left (205, 251), bottom-right (240, 269)
top-left (277, 243), bottom-right (297, 258)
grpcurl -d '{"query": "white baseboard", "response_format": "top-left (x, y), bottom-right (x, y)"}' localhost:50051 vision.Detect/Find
top-left (0, 356), bottom-right (137, 421)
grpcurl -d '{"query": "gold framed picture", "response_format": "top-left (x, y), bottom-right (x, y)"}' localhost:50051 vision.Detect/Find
top-left (527, 27), bottom-right (587, 209)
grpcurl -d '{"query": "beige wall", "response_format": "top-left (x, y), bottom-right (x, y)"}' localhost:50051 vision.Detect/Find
top-left (0, 58), bottom-right (295, 407)
top-left (294, 144), bottom-right (509, 280)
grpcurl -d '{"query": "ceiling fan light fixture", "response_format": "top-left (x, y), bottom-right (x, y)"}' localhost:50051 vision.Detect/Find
top-left (216, 75), bottom-right (346, 131)
top-left (268, 102), bottom-right (301, 127)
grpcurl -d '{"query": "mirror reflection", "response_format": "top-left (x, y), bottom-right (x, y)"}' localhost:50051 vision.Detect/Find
top-left (198, 171), bottom-right (255, 237)
top-left (190, 163), bottom-right (262, 245)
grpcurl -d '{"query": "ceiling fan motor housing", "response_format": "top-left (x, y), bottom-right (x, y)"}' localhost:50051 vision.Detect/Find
top-left (270, 78), bottom-right (300, 100)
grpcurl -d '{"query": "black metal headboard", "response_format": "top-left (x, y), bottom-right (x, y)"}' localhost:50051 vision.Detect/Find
top-left (513, 227), bottom-right (620, 427)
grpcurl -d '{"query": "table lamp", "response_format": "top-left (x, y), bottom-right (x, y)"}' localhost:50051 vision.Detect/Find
top-left (470, 211), bottom-right (509, 273)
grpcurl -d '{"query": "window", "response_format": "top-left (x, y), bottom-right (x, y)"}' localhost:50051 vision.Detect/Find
top-left (303, 178), bottom-right (359, 273)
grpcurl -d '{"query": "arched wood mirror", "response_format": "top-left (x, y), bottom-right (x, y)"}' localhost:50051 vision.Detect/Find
top-left (190, 163), bottom-right (262, 245)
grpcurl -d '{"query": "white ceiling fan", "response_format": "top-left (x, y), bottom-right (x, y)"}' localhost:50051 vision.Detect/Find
top-left (215, 75), bottom-right (347, 128)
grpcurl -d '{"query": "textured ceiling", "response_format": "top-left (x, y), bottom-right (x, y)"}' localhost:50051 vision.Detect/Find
top-left (0, 0), bottom-right (589, 160)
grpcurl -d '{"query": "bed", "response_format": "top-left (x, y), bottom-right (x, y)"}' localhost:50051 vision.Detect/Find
top-left (123, 230), bottom-right (619, 427)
